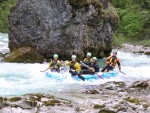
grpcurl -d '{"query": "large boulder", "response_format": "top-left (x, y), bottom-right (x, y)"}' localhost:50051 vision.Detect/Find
top-left (8, 0), bottom-right (119, 62)
top-left (3, 47), bottom-right (44, 63)
top-left (127, 80), bottom-right (150, 95)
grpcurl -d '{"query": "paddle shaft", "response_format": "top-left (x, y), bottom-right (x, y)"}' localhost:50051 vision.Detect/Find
top-left (61, 60), bottom-right (85, 81)
top-left (114, 67), bottom-right (126, 75)
top-left (80, 61), bottom-right (103, 79)
top-left (41, 63), bottom-right (58, 72)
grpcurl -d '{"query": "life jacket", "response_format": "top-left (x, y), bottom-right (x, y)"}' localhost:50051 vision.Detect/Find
top-left (106, 56), bottom-right (120, 67)
top-left (51, 60), bottom-right (60, 69)
top-left (70, 61), bottom-right (75, 70)
top-left (70, 61), bottom-right (81, 72)
top-left (84, 58), bottom-right (92, 66)
top-left (90, 62), bottom-right (100, 72)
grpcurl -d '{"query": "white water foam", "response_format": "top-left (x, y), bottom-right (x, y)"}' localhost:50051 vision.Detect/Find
top-left (0, 33), bottom-right (9, 53)
top-left (0, 33), bottom-right (150, 96)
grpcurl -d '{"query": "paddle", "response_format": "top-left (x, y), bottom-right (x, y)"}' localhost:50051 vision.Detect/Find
top-left (77, 74), bottom-right (85, 81)
top-left (40, 64), bottom-right (58, 72)
top-left (113, 67), bottom-right (126, 75)
top-left (80, 61), bottom-right (103, 79)
top-left (61, 60), bottom-right (85, 81)
top-left (60, 60), bottom-right (70, 71)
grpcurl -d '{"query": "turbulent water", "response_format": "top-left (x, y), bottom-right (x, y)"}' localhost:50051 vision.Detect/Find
top-left (0, 33), bottom-right (150, 98)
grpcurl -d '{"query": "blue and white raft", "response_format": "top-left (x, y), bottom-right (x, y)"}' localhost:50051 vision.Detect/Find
top-left (45, 70), bottom-right (118, 81)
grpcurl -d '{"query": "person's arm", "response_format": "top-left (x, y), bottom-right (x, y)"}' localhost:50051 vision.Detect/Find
top-left (57, 60), bottom-right (62, 67)
top-left (74, 63), bottom-right (81, 72)
top-left (63, 61), bottom-right (71, 66)
top-left (117, 58), bottom-right (121, 70)
top-left (83, 58), bottom-right (86, 62)
top-left (106, 56), bottom-right (111, 65)
top-left (95, 64), bottom-right (100, 69)
top-left (46, 60), bottom-right (53, 70)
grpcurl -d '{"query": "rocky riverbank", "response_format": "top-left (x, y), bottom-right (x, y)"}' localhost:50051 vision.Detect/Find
top-left (0, 80), bottom-right (150, 113)
top-left (120, 43), bottom-right (150, 55)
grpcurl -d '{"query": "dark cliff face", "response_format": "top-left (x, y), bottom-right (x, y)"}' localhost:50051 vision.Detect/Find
top-left (8, 0), bottom-right (119, 62)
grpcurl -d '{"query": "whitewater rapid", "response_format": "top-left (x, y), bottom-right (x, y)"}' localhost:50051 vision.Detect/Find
top-left (0, 33), bottom-right (150, 97)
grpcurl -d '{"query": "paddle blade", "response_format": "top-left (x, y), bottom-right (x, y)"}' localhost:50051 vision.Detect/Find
top-left (119, 70), bottom-right (126, 75)
top-left (77, 74), bottom-right (85, 81)
top-left (96, 72), bottom-right (103, 79)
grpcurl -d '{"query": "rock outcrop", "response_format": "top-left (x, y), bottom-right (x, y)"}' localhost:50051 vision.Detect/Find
top-left (0, 81), bottom-right (150, 113)
top-left (8, 0), bottom-right (119, 62)
top-left (121, 43), bottom-right (150, 55)
top-left (3, 47), bottom-right (44, 63)
top-left (0, 94), bottom-right (78, 113)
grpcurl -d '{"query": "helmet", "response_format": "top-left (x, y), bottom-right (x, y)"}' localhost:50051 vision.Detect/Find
top-left (87, 52), bottom-right (92, 57)
top-left (71, 55), bottom-right (76, 59)
top-left (92, 57), bottom-right (97, 60)
top-left (53, 54), bottom-right (58, 58)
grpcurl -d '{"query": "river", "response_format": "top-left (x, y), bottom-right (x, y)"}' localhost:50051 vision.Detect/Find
top-left (0, 33), bottom-right (150, 99)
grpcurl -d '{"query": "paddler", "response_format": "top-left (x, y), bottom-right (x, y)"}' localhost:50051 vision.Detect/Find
top-left (81, 52), bottom-right (93, 70)
top-left (81, 57), bottom-right (100, 74)
top-left (101, 52), bottom-right (121, 72)
top-left (44, 54), bottom-right (62, 72)
top-left (66, 55), bottom-right (85, 81)
top-left (90, 57), bottom-right (100, 73)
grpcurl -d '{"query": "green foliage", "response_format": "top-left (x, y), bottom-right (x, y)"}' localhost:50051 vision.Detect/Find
top-left (0, 0), bottom-right (16, 33)
top-left (133, 0), bottom-right (150, 9)
top-left (44, 100), bottom-right (61, 106)
top-left (111, 0), bottom-right (150, 46)
top-left (117, 8), bottom-right (144, 37)
top-left (93, 104), bottom-right (105, 109)
top-left (124, 97), bottom-right (141, 105)
top-left (108, 0), bottom-right (130, 8)
top-left (9, 97), bottom-right (22, 102)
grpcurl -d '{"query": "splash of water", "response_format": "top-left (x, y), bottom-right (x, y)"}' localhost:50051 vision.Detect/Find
top-left (0, 33), bottom-right (150, 97)
top-left (0, 33), bottom-right (9, 53)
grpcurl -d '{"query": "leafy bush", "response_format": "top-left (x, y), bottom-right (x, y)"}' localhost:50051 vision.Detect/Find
top-left (0, 0), bottom-right (16, 32)
top-left (111, 0), bottom-right (150, 46)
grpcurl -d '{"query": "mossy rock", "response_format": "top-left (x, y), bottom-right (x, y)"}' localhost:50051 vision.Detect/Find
top-left (0, 97), bottom-right (3, 103)
top-left (29, 94), bottom-right (44, 101)
top-left (103, 3), bottom-right (119, 24)
top-left (144, 51), bottom-right (150, 55)
top-left (93, 104), bottom-right (105, 109)
top-left (98, 109), bottom-right (116, 113)
top-left (3, 47), bottom-right (44, 63)
top-left (68, 0), bottom-right (102, 9)
top-left (143, 104), bottom-right (149, 110)
top-left (130, 81), bottom-right (149, 89)
top-left (44, 100), bottom-right (61, 106)
top-left (113, 105), bottom-right (126, 112)
top-left (0, 53), bottom-right (5, 57)
top-left (124, 97), bottom-right (140, 105)
top-left (47, 95), bottom-right (55, 99)
top-left (9, 97), bottom-right (22, 102)
top-left (68, 0), bottom-right (90, 9)
top-left (113, 81), bottom-right (125, 87)
top-left (84, 89), bottom-right (99, 94)
top-left (26, 98), bottom-right (37, 107)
